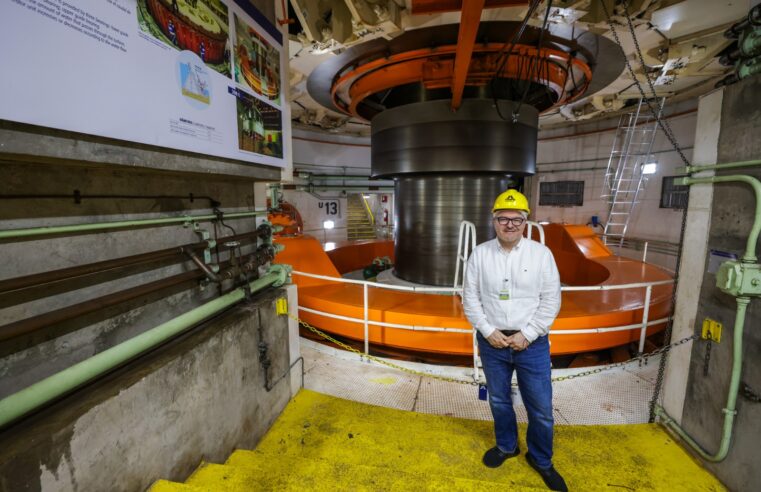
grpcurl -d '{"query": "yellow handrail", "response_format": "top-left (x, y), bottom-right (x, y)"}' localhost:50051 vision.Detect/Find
top-left (360, 195), bottom-right (375, 226)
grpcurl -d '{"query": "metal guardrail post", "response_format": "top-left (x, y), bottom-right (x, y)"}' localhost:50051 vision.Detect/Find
top-left (363, 283), bottom-right (369, 356)
top-left (638, 285), bottom-right (653, 356)
top-left (472, 330), bottom-right (479, 382)
top-left (642, 241), bottom-right (649, 262)
top-left (290, 272), bottom-right (673, 346)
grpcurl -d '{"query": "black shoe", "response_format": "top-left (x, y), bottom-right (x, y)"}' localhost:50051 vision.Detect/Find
top-left (482, 445), bottom-right (520, 468)
top-left (526, 453), bottom-right (568, 491)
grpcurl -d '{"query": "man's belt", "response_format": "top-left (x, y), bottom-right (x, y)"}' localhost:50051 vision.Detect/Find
top-left (500, 330), bottom-right (521, 336)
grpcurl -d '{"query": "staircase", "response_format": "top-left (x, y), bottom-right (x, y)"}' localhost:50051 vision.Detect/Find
top-left (148, 389), bottom-right (724, 491)
top-left (148, 390), bottom-right (547, 491)
top-left (346, 193), bottom-right (376, 240)
top-left (601, 98), bottom-right (664, 246)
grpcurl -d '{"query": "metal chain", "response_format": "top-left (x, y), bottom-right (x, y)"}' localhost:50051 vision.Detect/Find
top-left (549, 333), bottom-right (698, 382)
top-left (599, 0), bottom-right (691, 167)
top-left (702, 340), bottom-right (712, 376)
top-left (290, 313), bottom-right (699, 387)
top-left (741, 382), bottom-right (761, 403)
top-left (290, 313), bottom-right (478, 386)
top-left (596, 0), bottom-right (694, 421)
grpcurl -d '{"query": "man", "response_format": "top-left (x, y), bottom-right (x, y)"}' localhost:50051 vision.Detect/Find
top-left (462, 189), bottom-right (566, 492)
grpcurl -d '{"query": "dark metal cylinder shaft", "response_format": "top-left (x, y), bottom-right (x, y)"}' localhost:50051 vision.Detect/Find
top-left (371, 99), bottom-right (538, 286)
top-left (393, 174), bottom-right (513, 285)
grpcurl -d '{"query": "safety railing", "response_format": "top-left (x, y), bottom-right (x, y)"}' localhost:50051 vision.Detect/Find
top-left (453, 220), bottom-right (545, 291)
top-left (360, 194), bottom-right (375, 226)
top-left (453, 221), bottom-right (476, 291)
top-left (526, 220), bottom-right (546, 245)
top-left (291, 270), bottom-right (674, 382)
top-left (597, 234), bottom-right (680, 263)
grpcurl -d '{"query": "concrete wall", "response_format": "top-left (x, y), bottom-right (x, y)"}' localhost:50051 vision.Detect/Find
top-left (287, 128), bottom-right (379, 243)
top-left (669, 77), bottom-right (761, 492)
top-left (0, 288), bottom-right (299, 492)
top-left (531, 100), bottom-right (698, 243)
top-left (0, 127), bottom-right (278, 398)
top-left (281, 189), bottom-right (350, 243)
top-left (292, 128), bottom-right (371, 174)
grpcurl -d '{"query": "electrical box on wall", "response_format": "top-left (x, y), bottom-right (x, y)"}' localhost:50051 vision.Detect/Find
top-left (715, 260), bottom-right (761, 297)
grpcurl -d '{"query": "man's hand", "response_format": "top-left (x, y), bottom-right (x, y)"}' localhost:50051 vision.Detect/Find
top-left (485, 330), bottom-right (511, 349)
top-left (505, 332), bottom-right (529, 351)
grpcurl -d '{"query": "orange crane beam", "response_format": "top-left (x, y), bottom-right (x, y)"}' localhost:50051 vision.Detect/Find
top-left (451, 0), bottom-right (485, 111)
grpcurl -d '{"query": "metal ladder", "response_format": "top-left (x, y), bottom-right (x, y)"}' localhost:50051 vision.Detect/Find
top-left (601, 98), bottom-right (664, 245)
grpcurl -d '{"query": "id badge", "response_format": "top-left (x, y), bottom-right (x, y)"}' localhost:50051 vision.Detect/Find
top-left (499, 289), bottom-right (510, 300)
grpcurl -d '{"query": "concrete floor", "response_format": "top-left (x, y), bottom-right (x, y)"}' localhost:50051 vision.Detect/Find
top-left (301, 339), bottom-right (662, 425)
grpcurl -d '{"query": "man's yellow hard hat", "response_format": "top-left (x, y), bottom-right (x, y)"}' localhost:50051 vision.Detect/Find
top-left (492, 189), bottom-right (530, 214)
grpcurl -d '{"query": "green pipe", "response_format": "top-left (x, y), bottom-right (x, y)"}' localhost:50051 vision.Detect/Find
top-left (0, 211), bottom-right (267, 241)
top-left (677, 174), bottom-right (761, 261)
top-left (737, 55), bottom-right (761, 80)
top-left (297, 173), bottom-right (374, 180)
top-left (655, 296), bottom-right (750, 462)
top-left (682, 159), bottom-right (761, 174)
top-left (0, 263), bottom-right (291, 428)
top-left (296, 185), bottom-right (394, 191)
top-left (739, 28), bottom-right (761, 57)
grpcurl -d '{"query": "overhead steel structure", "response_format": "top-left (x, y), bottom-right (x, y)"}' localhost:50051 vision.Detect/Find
top-left (308, 3), bottom-right (625, 285)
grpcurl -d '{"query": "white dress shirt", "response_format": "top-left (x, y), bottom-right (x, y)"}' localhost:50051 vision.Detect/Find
top-left (462, 237), bottom-right (561, 342)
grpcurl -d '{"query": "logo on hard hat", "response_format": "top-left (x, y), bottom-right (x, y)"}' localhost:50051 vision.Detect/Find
top-left (507, 195), bottom-right (514, 201)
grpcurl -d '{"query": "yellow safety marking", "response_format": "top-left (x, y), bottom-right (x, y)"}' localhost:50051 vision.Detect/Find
top-left (369, 377), bottom-right (397, 385)
top-left (276, 297), bottom-right (289, 316)
top-left (165, 390), bottom-right (726, 491)
top-left (702, 318), bottom-right (722, 343)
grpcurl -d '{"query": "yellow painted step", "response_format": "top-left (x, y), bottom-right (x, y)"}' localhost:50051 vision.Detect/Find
top-left (148, 479), bottom-right (208, 492)
top-left (250, 390), bottom-right (725, 492)
top-left (185, 453), bottom-right (534, 491)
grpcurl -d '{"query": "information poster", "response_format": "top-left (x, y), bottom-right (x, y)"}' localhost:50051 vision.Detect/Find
top-left (0, 0), bottom-right (286, 167)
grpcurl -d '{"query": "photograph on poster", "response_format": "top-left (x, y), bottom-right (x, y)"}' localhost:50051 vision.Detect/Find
top-left (233, 14), bottom-right (281, 105)
top-left (236, 91), bottom-right (282, 158)
top-left (137, 0), bottom-right (231, 76)
top-left (177, 51), bottom-right (212, 106)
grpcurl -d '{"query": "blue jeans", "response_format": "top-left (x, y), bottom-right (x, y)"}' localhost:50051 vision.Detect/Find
top-left (477, 333), bottom-right (554, 469)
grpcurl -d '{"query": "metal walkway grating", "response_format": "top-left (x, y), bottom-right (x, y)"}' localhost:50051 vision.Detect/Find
top-left (302, 339), bottom-right (661, 425)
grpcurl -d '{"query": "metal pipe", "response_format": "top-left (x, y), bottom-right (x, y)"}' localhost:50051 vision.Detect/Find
top-left (678, 174), bottom-right (761, 261)
top-left (0, 192), bottom-right (221, 208)
top-left (638, 285), bottom-right (653, 354)
top-left (0, 270), bottom-right (205, 342)
top-left (655, 172), bottom-right (761, 461)
top-left (294, 170), bottom-right (374, 179)
top-left (183, 248), bottom-right (222, 283)
top-left (0, 210), bottom-right (267, 240)
top-left (0, 231), bottom-right (262, 295)
top-left (0, 244), bottom-right (281, 342)
top-left (292, 270), bottom-right (673, 292)
top-left (0, 264), bottom-right (291, 429)
top-left (297, 305), bottom-right (669, 335)
top-left (655, 297), bottom-right (750, 462)
top-left (683, 159), bottom-right (761, 174)
top-left (296, 185), bottom-right (394, 191)
top-left (363, 283), bottom-right (369, 356)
